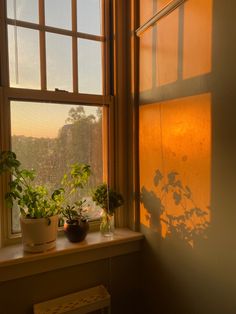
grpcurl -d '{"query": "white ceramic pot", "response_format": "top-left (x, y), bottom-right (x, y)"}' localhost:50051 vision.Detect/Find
top-left (20, 215), bottom-right (58, 253)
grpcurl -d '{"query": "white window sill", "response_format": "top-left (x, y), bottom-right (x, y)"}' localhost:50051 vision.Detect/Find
top-left (0, 228), bottom-right (143, 282)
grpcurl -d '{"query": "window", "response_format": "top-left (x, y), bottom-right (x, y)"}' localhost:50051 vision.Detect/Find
top-left (0, 0), bottom-right (112, 244)
top-left (11, 101), bottom-right (104, 232)
top-left (6, 0), bottom-right (104, 93)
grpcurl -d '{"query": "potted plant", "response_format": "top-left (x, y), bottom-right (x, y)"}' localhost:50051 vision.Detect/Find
top-left (56, 163), bottom-right (91, 242)
top-left (61, 203), bottom-right (89, 242)
top-left (0, 151), bottom-right (91, 251)
top-left (0, 151), bottom-right (60, 252)
top-left (92, 183), bottom-right (124, 236)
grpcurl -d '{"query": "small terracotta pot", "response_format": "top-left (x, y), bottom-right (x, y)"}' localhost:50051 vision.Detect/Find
top-left (64, 219), bottom-right (89, 242)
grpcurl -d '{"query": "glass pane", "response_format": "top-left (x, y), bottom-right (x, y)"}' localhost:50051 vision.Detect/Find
top-left (45, 0), bottom-right (71, 30)
top-left (11, 101), bottom-right (104, 232)
top-left (77, 0), bottom-right (102, 35)
top-left (7, 0), bottom-right (38, 23)
top-left (46, 33), bottom-right (72, 92)
top-left (8, 25), bottom-right (40, 89)
top-left (78, 39), bottom-right (103, 95)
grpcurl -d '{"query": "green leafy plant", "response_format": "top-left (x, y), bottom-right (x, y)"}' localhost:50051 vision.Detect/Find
top-left (61, 202), bottom-right (85, 222)
top-left (92, 183), bottom-right (124, 215)
top-left (0, 151), bottom-right (91, 221)
top-left (0, 151), bottom-right (59, 219)
top-left (56, 163), bottom-right (91, 224)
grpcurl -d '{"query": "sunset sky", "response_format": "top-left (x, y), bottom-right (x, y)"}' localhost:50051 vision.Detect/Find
top-left (11, 101), bottom-right (100, 138)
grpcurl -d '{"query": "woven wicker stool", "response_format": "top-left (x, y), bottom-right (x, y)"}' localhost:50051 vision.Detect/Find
top-left (34, 285), bottom-right (111, 314)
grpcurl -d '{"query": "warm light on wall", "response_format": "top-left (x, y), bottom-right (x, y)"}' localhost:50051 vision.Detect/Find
top-left (183, 0), bottom-right (213, 79)
top-left (139, 0), bottom-right (154, 26)
top-left (139, 0), bottom-right (154, 92)
top-left (139, 0), bottom-right (213, 93)
top-left (156, 0), bottom-right (179, 87)
top-left (139, 93), bottom-right (211, 247)
top-left (139, 28), bottom-right (153, 92)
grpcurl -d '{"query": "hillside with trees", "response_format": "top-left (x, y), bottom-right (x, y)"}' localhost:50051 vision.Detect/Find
top-left (11, 106), bottom-right (103, 231)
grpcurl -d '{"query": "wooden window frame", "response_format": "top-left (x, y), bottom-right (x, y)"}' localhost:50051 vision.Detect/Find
top-left (0, 0), bottom-right (115, 247)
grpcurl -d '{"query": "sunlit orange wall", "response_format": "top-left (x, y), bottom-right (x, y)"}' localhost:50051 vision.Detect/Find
top-left (157, 0), bottom-right (170, 9)
top-left (183, 0), bottom-right (212, 79)
top-left (139, 29), bottom-right (153, 92)
top-left (139, 0), bottom-right (153, 91)
top-left (156, 1), bottom-right (178, 86)
top-left (139, 94), bottom-right (211, 245)
top-left (140, 0), bottom-right (154, 25)
top-left (139, 0), bottom-right (212, 93)
top-left (139, 0), bottom-right (153, 92)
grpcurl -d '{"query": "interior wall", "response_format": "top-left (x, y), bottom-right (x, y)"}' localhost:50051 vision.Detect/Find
top-left (138, 0), bottom-right (236, 313)
top-left (0, 252), bottom-right (142, 314)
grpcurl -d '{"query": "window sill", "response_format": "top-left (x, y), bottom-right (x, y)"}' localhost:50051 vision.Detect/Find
top-left (0, 228), bottom-right (143, 282)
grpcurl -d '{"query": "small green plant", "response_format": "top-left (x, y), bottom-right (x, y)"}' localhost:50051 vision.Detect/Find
top-left (0, 151), bottom-right (59, 218)
top-left (0, 151), bottom-right (91, 220)
top-left (55, 163), bottom-right (91, 223)
top-left (92, 183), bottom-right (124, 215)
top-left (61, 202), bottom-right (85, 222)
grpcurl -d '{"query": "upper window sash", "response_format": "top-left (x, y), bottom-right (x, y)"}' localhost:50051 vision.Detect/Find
top-left (4, 0), bottom-right (108, 95)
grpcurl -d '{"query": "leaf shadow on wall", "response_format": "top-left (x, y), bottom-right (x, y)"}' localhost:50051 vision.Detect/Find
top-left (140, 169), bottom-right (210, 248)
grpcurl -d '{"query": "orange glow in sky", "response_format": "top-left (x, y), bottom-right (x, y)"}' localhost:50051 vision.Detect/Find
top-left (11, 101), bottom-right (98, 138)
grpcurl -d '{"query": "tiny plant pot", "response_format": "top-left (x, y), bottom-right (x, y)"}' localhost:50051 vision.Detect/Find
top-left (64, 219), bottom-right (89, 242)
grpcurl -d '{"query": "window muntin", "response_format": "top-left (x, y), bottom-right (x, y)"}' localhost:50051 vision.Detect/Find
top-left (11, 101), bottom-right (104, 233)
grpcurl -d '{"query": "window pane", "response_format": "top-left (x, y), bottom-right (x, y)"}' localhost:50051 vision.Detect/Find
top-left (11, 101), bottom-right (104, 233)
top-left (77, 0), bottom-right (102, 36)
top-left (7, 0), bottom-right (38, 23)
top-left (8, 25), bottom-right (40, 89)
top-left (45, 0), bottom-right (72, 30)
top-left (46, 33), bottom-right (72, 92)
top-left (78, 39), bottom-right (103, 95)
